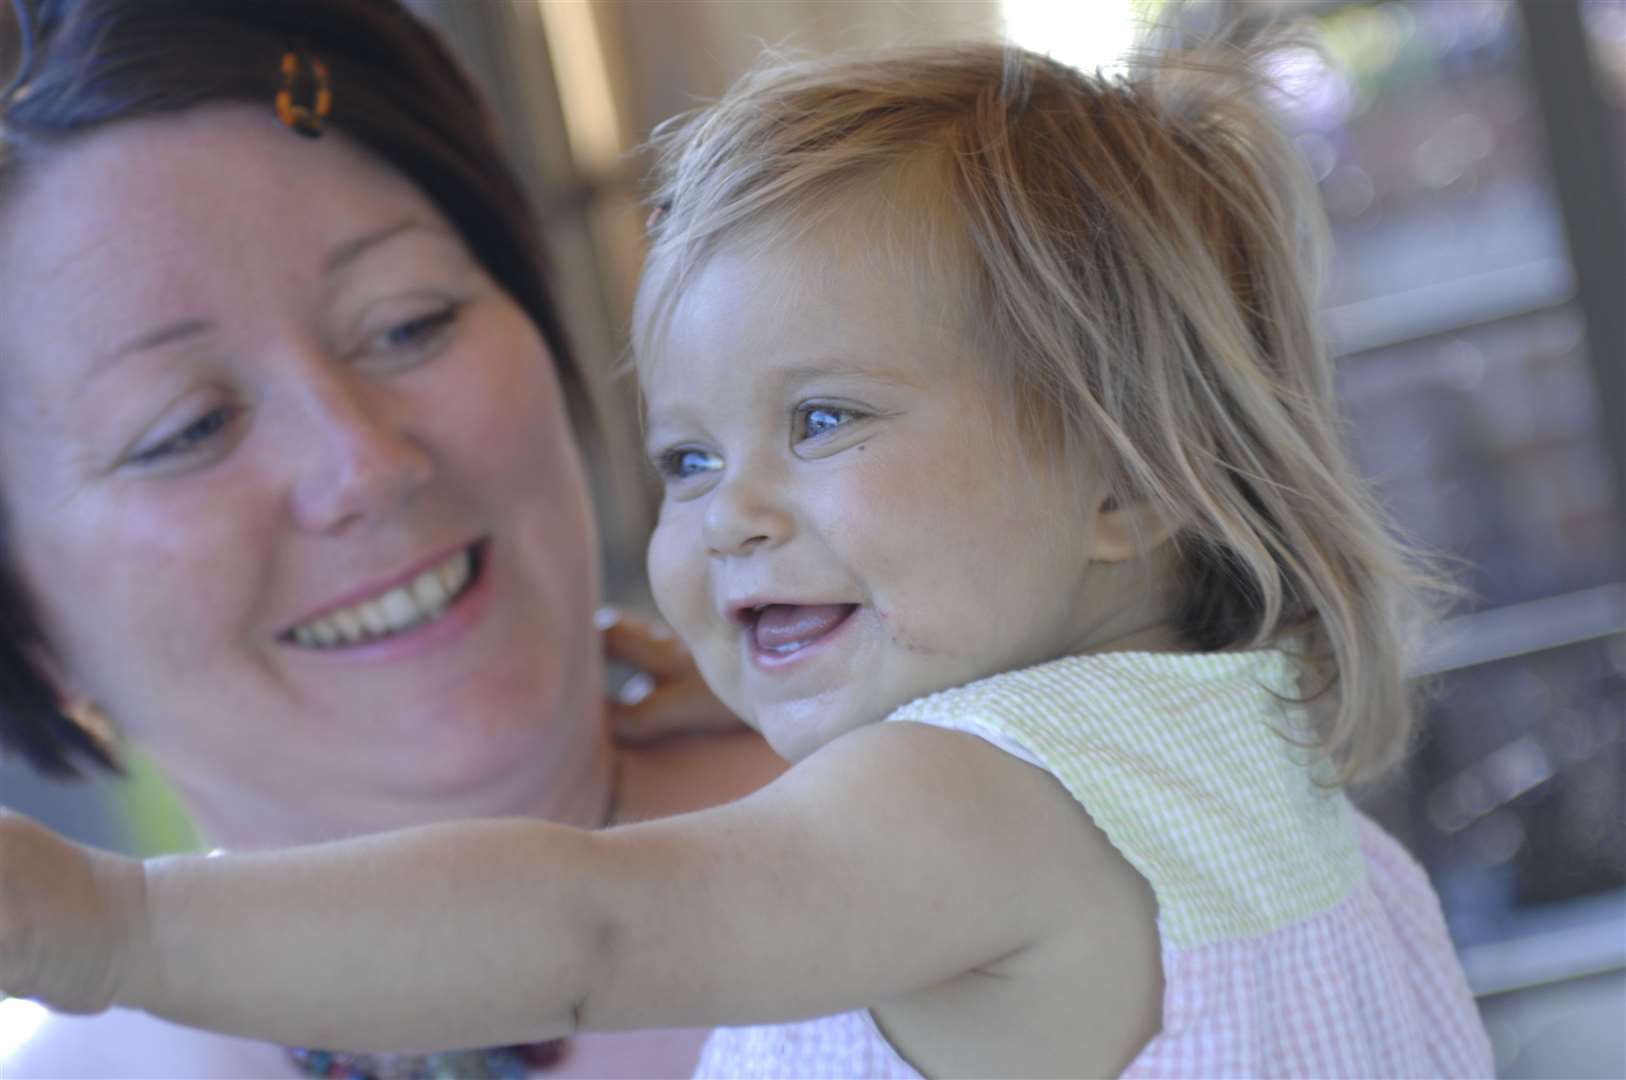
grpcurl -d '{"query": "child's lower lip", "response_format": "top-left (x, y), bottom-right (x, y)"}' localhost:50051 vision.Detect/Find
top-left (747, 604), bottom-right (859, 670)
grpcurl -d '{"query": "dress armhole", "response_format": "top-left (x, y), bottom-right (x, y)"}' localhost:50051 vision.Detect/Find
top-left (886, 714), bottom-right (1046, 770)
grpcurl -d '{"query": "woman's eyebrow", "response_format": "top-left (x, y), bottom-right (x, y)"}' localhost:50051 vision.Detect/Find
top-left (322, 218), bottom-right (442, 277)
top-left (112, 318), bottom-right (213, 360)
top-left (87, 220), bottom-right (445, 388)
top-left (77, 317), bottom-right (215, 399)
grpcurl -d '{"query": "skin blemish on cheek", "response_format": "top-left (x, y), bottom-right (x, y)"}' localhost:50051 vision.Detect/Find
top-left (874, 610), bottom-right (933, 656)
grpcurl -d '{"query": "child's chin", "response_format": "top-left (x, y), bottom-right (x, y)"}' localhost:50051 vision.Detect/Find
top-left (761, 726), bottom-right (813, 764)
top-left (755, 706), bottom-right (873, 764)
top-left (749, 712), bottom-right (815, 763)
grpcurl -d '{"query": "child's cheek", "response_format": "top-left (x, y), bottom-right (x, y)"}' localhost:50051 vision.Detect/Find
top-left (645, 502), bottom-right (747, 703)
top-left (644, 512), bottom-right (694, 635)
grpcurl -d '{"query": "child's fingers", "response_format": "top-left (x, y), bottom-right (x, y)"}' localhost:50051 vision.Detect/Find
top-left (597, 606), bottom-right (687, 678)
top-left (597, 606), bottom-right (748, 740)
top-left (609, 678), bottom-right (747, 743)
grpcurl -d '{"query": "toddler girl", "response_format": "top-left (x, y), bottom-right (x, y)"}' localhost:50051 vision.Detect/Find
top-left (1, 42), bottom-right (1492, 1077)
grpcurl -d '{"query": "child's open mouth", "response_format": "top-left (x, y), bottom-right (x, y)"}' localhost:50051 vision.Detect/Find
top-left (742, 602), bottom-right (858, 663)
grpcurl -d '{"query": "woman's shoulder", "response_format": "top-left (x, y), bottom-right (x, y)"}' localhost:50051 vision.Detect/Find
top-left (1, 1003), bottom-right (293, 1079)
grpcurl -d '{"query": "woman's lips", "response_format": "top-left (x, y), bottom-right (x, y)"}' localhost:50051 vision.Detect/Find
top-left (281, 540), bottom-right (489, 656)
top-left (748, 603), bottom-right (858, 665)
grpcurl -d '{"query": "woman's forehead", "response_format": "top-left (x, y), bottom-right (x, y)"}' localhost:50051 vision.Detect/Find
top-left (0, 106), bottom-right (442, 384)
top-left (5, 105), bottom-right (425, 271)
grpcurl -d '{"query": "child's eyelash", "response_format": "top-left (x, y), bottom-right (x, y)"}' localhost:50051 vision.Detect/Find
top-left (795, 404), bottom-right (864, 439)
top-left (653, 446), bottom-right (723, 480)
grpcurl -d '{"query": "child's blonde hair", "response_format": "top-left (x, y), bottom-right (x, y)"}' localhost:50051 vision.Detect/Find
top-left (634, 41), bottom-right (1449, 783)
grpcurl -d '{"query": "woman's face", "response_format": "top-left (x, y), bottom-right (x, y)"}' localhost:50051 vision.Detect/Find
top-left (0, 108), bottom-right (603, 834)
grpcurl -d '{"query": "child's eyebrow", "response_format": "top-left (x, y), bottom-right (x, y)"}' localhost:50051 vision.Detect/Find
top-left (768, 357), bottom-right (923, 394)
top-left (639, 356), bottom-right (925, 436)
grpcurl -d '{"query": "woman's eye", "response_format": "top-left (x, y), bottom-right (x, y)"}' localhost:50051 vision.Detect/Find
top-left (797, 405), bottom-right (859, 440)
top-left (127, 406), bottom-right (235, 467)
top-left (371, 304), bottom-right (461, 358)
top-left (656, 447), bottom-right (723, 481)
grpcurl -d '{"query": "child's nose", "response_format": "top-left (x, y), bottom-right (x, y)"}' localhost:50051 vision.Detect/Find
top-left (702, 471), bottom-right (793, 557)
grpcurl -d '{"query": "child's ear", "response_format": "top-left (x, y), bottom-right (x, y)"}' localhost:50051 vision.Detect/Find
top-left (1088, 494), bottom-right (1181, 564)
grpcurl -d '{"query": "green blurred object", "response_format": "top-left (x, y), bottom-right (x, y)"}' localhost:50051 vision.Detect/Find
top-left (113, 750), bottom-right (200, 856)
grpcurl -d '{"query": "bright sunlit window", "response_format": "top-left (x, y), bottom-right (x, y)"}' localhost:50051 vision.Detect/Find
top-left (1001, 0), bottom-right (1152, 75)
top-left (0, 997), bottom-right (49, 1060)
top-left (534, 0), bottom-right (625, 175)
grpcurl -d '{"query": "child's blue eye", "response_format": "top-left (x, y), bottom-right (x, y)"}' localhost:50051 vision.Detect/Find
top-left (657, 447), bottom-right (723, 480)
top-left (798, 405), bottom-right (857, 440)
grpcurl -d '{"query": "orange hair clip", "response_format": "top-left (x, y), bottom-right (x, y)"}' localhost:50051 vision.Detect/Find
top-left (276, 48), bottom-right (332, 138)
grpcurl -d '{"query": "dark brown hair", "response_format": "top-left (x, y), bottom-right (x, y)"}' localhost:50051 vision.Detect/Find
top-left (0, 0), bottom-right (589, 777)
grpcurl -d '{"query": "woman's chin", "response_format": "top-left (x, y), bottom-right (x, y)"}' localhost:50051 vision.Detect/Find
top-left (369, 714), bottom-right (593, 802)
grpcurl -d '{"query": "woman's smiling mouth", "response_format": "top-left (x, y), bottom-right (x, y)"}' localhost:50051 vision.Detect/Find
top-left (283, 544), bottom-right (483, 649)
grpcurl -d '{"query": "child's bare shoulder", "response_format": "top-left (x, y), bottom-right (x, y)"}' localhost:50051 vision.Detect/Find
top-left (844, 722), bottom-right (1164, 1077)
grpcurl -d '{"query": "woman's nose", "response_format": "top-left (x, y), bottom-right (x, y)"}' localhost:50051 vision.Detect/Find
top-left (702, 469), bottom-right (794, 557)
top-left (287, 375), bottom-right (433, 533)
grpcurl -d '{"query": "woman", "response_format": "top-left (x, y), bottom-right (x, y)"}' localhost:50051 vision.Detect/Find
top-left (0, 0), bottom-right (779, 1074)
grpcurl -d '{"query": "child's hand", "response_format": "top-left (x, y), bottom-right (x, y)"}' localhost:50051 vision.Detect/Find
top-left (0, 810), bottom-right (147, 1014)
top-left (598, 606), bottom-right (746, 743)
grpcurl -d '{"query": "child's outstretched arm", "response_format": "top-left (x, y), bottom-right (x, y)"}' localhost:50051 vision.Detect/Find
top-left (1, 722), bottom-right (1101, 1054)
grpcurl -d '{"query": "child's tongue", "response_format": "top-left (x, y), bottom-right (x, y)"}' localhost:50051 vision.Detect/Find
top-left (752, 603), bottom-right (854, 651)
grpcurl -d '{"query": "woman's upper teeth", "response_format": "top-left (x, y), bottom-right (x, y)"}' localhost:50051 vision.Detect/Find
top-left (290, 549), bottom-right (472, 648)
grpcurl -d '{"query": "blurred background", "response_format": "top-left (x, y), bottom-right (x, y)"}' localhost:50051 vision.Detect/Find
top-left (1, 0), bottom-right (1621, 1075)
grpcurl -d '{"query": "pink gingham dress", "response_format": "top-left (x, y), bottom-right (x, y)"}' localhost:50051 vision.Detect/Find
top-left (695, 650), bottom-right (1492, 1078)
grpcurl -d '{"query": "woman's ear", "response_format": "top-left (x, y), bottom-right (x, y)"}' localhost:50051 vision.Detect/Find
top-left (1087, 494), bottom-right (1182, 564)
top-left (25, 643), bottom-right (119, 755)
top-left (24, 642), bottom-right (69, 693)
top-left (24, 644), bottom-right (90, 724)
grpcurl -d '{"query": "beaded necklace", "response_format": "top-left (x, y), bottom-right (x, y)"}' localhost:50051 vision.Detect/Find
top-left (284, 760), bottom-right (621, 1080)
top-left (287, 1039), bottom-right (565, 1080)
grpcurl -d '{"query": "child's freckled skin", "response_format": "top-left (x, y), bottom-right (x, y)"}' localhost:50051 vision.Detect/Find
top-left (641, 209), bottom-right (1123, 762)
